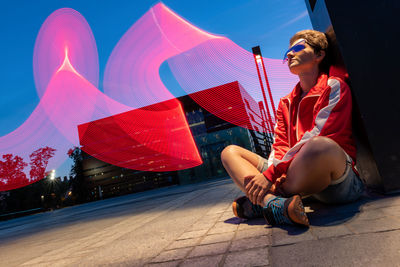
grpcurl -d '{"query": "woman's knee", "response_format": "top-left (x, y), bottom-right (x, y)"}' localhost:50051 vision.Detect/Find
top-left (302, 136), bottom-right (342, 158)
top-left (220, 145), bottom-right (239, 164)
top-left (221, 145), bottom-right (260, 170)
top-left (300, 136), bottom-right (347, 177)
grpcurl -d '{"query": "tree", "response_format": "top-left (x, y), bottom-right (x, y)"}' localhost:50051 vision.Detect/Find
top-left (0, 154), bottom-right (28, 187)
top-left (68, 147), bottom-right (83, 178)
top-left (68, 147), bottom-right (88, 203)
top-left (29, 146), bottom-right (56, 181)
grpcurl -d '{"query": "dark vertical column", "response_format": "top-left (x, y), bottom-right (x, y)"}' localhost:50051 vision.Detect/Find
top-left (305, 0), bottom-right (400, 193)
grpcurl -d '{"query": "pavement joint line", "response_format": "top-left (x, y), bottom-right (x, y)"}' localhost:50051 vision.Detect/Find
top-left (268, 232), bottom-right (273, 267)
top-left (131, 192), bottom-right (222, 264)
top-left (270, 240), bottom-right (309, 248)
top-left (343, 215), bottom-right (400, 231)
top-left (343, 223), bottom-right (357, 234)
top-left (347, 227), bottom-right (400, 236)
top-left (147, 190), bottom-right (231, 265)
top-left (269, 227), bottom-right (400, 248)
top-left (149, 188), bottom-right (239, 266)
top-left (389, 214), bottom-right (400, 223)
top-left (349, 228), bottom-right (400, 236)
top-left (313, 232), bottom-right (354, 240)
top-left (218, 218), bottom-right (241, 267)
top-left (361, 203), bottom-right (400, 211)
top-left (180, 253), bottom-right (226, 265)
top-left (226, 230), bottom-right (273, 266)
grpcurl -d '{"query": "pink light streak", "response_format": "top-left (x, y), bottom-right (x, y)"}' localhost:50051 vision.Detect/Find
top-left (0, 3), bottom-right (297, 191)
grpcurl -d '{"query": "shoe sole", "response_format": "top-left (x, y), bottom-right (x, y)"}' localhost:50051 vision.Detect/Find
top-left (286, 195), bottom-right (310, 226)
top-left (232, 196), bottom-right (246, 219)
top-left (232, 200), bottom-right (239, 218)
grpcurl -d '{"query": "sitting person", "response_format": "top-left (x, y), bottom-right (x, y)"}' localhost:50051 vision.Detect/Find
top-left (221, 30), bottom-right (365, 227)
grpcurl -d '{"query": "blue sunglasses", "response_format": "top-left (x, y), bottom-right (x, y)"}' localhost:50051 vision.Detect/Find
top-left (283, 39), bottom-right (306, 64)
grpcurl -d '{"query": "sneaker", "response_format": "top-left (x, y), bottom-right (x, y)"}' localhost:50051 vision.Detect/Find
top-left (232, 196), bottom-right (263, 219)
top-left (263, 195), bottom-right (309, 227)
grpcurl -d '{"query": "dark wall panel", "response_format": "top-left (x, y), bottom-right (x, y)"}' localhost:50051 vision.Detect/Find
top-left (305, 0), bottom-right (400, 192)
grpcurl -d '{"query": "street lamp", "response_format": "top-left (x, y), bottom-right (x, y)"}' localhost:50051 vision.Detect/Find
top-left (49, 170), bottom-right (56, 180)
top-left (252, 45), bottom-right (276, 132)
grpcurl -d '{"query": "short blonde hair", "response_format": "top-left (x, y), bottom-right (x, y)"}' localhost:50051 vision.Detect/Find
top-left (290, 29), bottom-right (330, 72)
top-left (290, 30), bottom-right (328, 53)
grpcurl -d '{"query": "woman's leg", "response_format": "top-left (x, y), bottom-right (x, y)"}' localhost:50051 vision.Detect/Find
top-left (221, 145), bottom-right (276, 205)
top-left (220, 145), bottom-right (262, 192)
top-left (281, 136), bottom-right (347, 196)
top-left (222, 145), bottom-right (309, 226)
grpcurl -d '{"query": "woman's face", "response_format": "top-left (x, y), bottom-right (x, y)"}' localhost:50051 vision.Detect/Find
top-left (286, 38), bottom-right (323, 75)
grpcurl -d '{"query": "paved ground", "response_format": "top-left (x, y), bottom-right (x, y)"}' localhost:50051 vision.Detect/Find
top-left (1, 178), bottom-right (400, 266)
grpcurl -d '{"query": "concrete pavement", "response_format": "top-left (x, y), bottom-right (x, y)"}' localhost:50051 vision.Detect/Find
top-left (0, 178), bottom-right (400, 266)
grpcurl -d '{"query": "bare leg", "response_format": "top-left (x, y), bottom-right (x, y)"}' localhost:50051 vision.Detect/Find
top-left (282, 136), bottom-right (347, 196)
top-left (220, 145), bottom-right (261, 192)
top-left (221, 145), bottom-right (276, 203)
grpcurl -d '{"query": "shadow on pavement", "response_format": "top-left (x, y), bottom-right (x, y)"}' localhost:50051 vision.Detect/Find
top-left (224, 217), bottom-right (265, 226)
top-left (303, 189), bottom-right (388, 226)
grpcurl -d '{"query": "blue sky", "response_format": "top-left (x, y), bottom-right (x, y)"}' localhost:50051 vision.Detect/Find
top-left (0, 0), bottom-right (311, 137)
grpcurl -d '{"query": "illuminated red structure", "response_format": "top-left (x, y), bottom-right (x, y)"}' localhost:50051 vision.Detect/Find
top-left (78, 99), bottom-right (202, 172)
top-left (188, 81), bottom-right (273, 135)
top-left (252, 46), bottom-right (276, 131)
top-left (79, 81), bottom-right (272, 199)
top-left (78, 81), bottom-right (273, 173)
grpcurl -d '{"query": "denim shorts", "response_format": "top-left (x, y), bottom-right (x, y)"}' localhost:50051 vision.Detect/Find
top-left (257, 153), bottom-right (365, 204)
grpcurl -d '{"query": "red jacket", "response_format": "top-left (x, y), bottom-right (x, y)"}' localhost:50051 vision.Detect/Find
top-left (263, 73), bottom-right (356, 183)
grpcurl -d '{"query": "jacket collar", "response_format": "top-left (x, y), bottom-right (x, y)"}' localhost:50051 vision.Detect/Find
top-left (289, 73), bottom-right (328, 100)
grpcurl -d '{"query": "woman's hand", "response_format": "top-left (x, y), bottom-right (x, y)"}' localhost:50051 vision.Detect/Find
top-left (244, 173), bottom-right (273, 206)
top-left (270, 175), bottom-right (287, 197)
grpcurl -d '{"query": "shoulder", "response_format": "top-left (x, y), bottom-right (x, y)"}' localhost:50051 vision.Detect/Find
top-left (322, 76), bottom-right (352, 104)
top-left (327, 76), bottom-right (350, 91)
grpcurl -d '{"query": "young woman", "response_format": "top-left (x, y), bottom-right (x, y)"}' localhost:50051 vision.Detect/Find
top-left (221, 30), bottom-right (364, 226)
